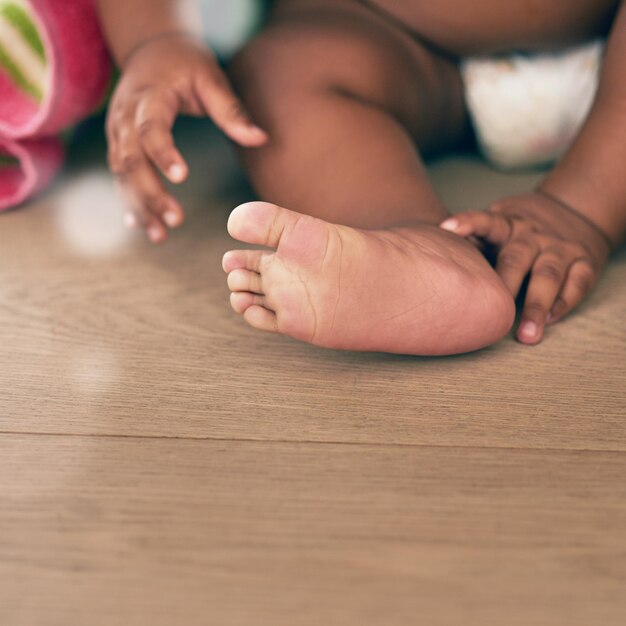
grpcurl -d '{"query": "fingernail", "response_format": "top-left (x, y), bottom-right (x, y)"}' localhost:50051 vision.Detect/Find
top-left (440, 218), bottom-right (459, 232)
top-left (124, 213), bottom-right (138, 228)
top-left (148, 225), bottom-right (163, 242)
top-left (519, 320), bottom-right (537, 339)
top-left (163, 210), bottom-right (181, 228)
top-left (168, 164), bottom-right (186, 183)
top-left (247, 124), bottom-right (267, 137)
top-left (546, 312), bottom-right (554, 324)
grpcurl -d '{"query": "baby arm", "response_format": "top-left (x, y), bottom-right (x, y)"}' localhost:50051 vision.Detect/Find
top-left (441, 1), bottom-right (626, 344)
top-left (97, 0), bottom-right (267, 242)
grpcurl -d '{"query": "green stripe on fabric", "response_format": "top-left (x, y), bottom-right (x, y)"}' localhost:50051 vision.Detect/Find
top-left (0, 40), bottom-right (42, 101)
top-left (0, 2), bottom-right (46, 62)
top-left (0, 154), bottom-right (19, 167)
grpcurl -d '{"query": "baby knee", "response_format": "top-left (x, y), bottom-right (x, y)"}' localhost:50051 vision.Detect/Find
top-left (228, 15), bottom-right (385, 103)
top-left (229, 29), bottom-right (316, 101)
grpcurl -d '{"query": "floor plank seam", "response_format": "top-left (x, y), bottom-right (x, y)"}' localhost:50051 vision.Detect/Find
top-left (1, 429), bottom-right (625, 454)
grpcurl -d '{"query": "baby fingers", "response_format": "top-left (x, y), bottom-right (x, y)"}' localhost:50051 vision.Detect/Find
top-left (114, 172), bottom-right (181, 244)
top-left (440, 210), bottom-right (512, 246)
top-left (440, 191), bottom-right (609, 346)
top-left (547, 260), bottom-right (596, 325)
top-left (135, 91), bottom-right (188, 184)
top-left (195, 67), bottom-right (268, 147)
top-left (517, 250), bottom-right (572, 344)
top-left (496, 237), bottom-right (540, 298)
top-left (109, 125), bottom-right (184, 242)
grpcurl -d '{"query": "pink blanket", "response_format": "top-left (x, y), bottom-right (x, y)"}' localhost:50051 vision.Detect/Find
top-left (0, 0), bottom-right (112, 211)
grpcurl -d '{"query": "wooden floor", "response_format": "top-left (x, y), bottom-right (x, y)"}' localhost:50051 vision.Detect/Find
top-left (1, 119), bottom-right (625, 625)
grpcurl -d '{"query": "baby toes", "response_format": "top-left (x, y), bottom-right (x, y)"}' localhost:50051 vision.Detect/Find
top-left (227, 269), bottom-right (263, 294)
top-left (230, 292), bottom-right (271, 315)
top-left (243, 305), bottom-right (279, 334)
top-left (227, 201), bottom-right (302, 248)
top-left (222, 249), bottom-right (270, 273)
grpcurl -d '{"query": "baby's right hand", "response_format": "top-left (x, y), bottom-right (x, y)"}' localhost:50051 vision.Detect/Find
top-left (106, 34), bottom-right (267, 243)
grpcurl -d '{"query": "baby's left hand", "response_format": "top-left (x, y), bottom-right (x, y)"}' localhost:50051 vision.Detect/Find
top-left (440, 191), bottom-right (611, 344)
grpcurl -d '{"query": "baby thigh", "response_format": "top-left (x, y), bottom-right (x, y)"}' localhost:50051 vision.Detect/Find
top-left (228, 0), bottom-right (468, 227)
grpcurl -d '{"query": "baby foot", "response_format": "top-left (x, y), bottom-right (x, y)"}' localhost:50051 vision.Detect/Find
top-left (223, 202), bottom-right (515, 355)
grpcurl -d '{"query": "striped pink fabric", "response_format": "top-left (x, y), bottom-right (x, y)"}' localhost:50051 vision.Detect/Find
top-left (0, 0), bottom-right (112, 211)
top-left (0, 137), bottom-right (64, 211)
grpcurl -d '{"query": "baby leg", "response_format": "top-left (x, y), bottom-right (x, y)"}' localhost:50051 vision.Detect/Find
top-left (223, 0), bottom-right (515, 355)
top-left (230, 0), bottom-right (466, 229)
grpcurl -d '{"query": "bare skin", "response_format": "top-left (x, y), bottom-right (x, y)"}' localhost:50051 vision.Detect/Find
top-left (99, 0), bottom-right (626, 354)
top-left (363, 0), bottom-right (619, 55)
top-left (441, 0), bottom-right (626, 343)
top-left (223, 201), bottom-right (514, 355)
top-left (97, 0), bottom-right (268, 242)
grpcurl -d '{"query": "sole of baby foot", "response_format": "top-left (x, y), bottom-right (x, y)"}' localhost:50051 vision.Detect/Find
top-left (223, 202), bottom-right (515, 355)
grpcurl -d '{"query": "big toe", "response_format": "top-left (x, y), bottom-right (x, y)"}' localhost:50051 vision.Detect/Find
top-left (227, 201), bottom-right (301, 248)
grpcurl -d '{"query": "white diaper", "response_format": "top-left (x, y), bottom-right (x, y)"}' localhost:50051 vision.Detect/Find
top-left (461, 40), bottom-right (604, 170)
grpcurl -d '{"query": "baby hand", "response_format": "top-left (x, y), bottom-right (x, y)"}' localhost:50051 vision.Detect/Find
top-left (106, 34), bottom-right (268, 243)
top-left (440, 191), bottom-right (611, 344)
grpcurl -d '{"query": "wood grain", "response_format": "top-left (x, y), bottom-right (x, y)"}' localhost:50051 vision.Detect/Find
top-left (2, 434), bottom-right (626, 626)
top-left (0, 133), bottom-right (624, 449)
top-left (0, 121), bottom-right (624, 625)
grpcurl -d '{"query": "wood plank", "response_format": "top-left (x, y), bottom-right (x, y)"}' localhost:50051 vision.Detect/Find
top-left (1, 433), bottom-right (625, 626)
top-left (0, 126), bottom-right (624, 449)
